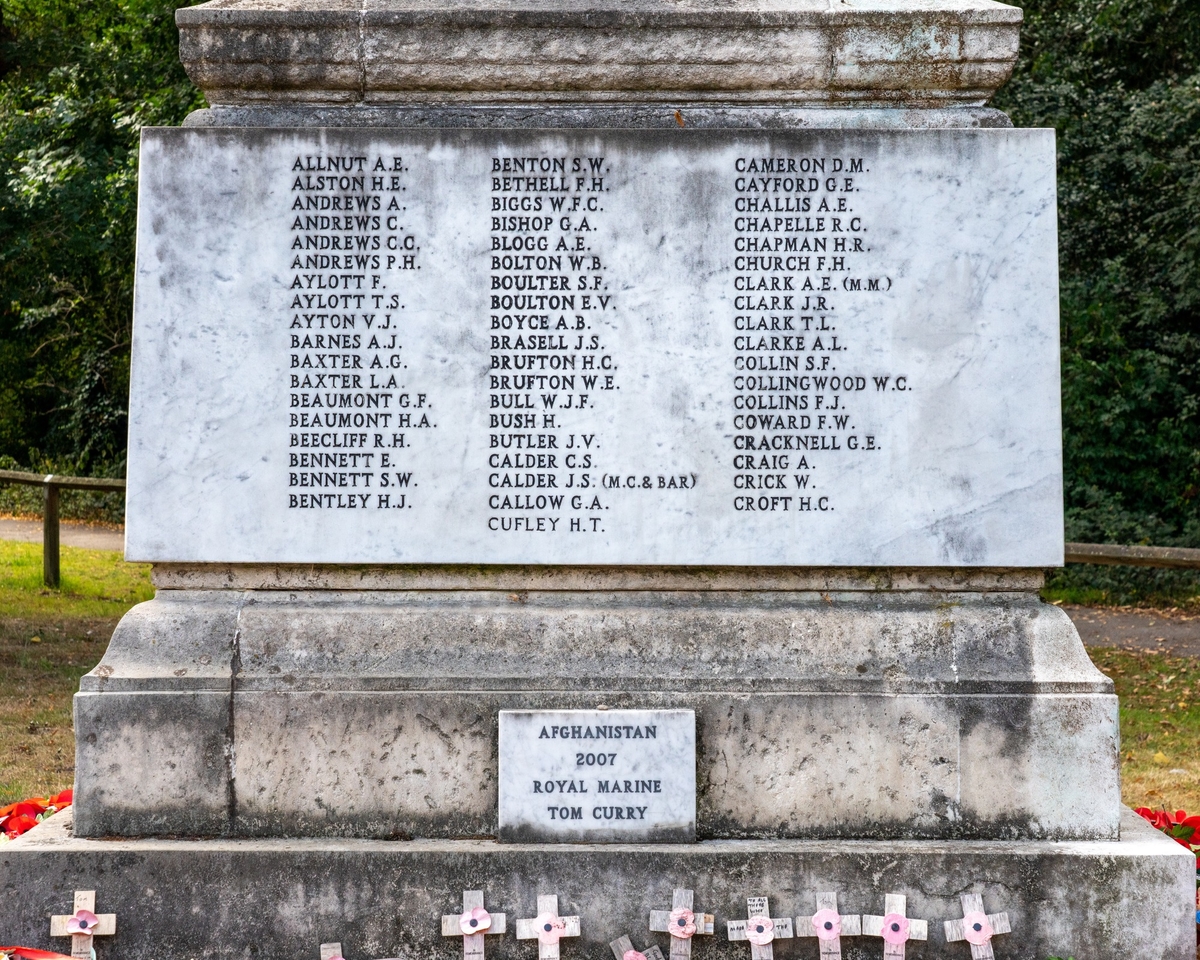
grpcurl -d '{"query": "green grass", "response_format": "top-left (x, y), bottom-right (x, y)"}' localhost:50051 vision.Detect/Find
top-left (0, 540), bottom-right (151, 801)
top-left (1041, 585), bottom-right (1122, 607)
top-left (0, 539), bottom-right (152, 617)
top-left (1088, 647), bottom-right (1200, 813)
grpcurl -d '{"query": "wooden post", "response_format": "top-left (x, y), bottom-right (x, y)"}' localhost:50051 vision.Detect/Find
top-left (442, 890), bottom-right (507, 960)
top-left (516, 894), bottom-right (581, 960)
top-left (797, 893), bottom-right (861, 960)
top-left (726, 897), bottom-right (794, 960)
top-left (862, 894), bottom-right (928, 960)
top-left (609, 934), bottom-right (664, 960)
top-left (50, 890), bottom-right (116, 958)
top-left (944, 894), bottom-right (1011, 960)
top-left (649, 888), bottom-right (714, 960)
top-left (42, 479), bottom-right (59, 588)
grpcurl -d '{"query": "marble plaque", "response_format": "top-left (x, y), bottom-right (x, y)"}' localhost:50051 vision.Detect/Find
top-left (127, 128), bottom-right (1062, 565)
top-left (498, 709), bottom-right (696, 842)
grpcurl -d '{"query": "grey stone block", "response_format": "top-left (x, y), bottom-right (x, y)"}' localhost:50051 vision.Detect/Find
top-left (180, 103), bottom-right (1016, 130)
top-left (174, 0), bottom-right (1022, 108)
top-left (73, 580), bottom-right (1120, 840)
top-left (0, 807), bottom-right (1191, 960)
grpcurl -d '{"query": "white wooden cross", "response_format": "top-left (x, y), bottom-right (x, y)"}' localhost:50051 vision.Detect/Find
top-left (649, 889), bottom-right (715, 960)
top-left (797, 893), bottom-right (861, 960)
top-left (320, 945), bottom-right (347, 960)
top-left (516, 895), bottom-right (581, 960)
top-left (50, 891), bottom-right (116, 959)
top-left (944, 894), bottom-right (1011, 960)
top-left (726, 897), bottom-right (794, 960)
top-left (862, 894), bottom-right (928, 960)
top-left (610, 934), bottom-right (664, 960)
top-left (442, 891), bottom-right (508, 960)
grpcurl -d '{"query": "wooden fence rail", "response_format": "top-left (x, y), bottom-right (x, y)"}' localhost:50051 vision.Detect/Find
top-left (0, 469), bottom-right (125, 588)
top-left (1063, 542), bottom-right (1200, 569)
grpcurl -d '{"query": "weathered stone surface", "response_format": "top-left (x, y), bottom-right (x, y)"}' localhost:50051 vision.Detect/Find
top-left (73, 583), bottom-right (1119, 840)
top-left (0, 808), bottom-right (1191, 960)
top-left (175, 0), bottom-right (1022, 107)
top-left (182, 104), bottom-right (1016, 129)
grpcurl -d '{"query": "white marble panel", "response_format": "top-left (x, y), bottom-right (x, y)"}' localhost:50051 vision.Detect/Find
top-left (127, 128), bottom-right (1062, 565)
top-left (497, 709), bottom-right (696, 842)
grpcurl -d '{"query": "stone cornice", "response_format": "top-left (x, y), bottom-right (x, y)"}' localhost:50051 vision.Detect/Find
top-left (177, 0), bottom-right (1022, 107)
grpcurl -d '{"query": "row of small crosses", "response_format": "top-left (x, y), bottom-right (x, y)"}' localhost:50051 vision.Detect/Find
top-left (728, 894), bottom-right (1010, 960)
top-left (320, 890), bottom-right (1009, 960)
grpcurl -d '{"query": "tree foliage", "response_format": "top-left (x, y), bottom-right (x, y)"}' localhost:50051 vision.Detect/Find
top-left (993, 0), bottom-right (1200, 598)
top-left (0, 0), bottom-right (202, 476)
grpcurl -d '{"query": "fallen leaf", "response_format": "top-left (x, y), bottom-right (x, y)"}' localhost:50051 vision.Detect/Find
top-left (1154, 751), bottom-right (1171, 764)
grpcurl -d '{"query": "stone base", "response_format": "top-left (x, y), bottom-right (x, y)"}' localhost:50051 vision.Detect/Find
top-left (73, 570), bottom-right (1120, 841)
top-left (0, 808), bottom-right (1191, 960)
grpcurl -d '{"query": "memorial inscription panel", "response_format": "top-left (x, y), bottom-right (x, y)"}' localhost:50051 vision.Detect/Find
top-left (498, 709), bottom-right (696, 842)
top-left (127, 128), bottom-right (1061, 565)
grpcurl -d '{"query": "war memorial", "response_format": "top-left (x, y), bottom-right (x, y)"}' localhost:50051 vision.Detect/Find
top-left (0, 0), bottom-right (1193, 955)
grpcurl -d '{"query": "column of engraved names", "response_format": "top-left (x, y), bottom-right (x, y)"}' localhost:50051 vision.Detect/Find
top-left (488, 153), bottom-right (616, 536)
top-left (287, 152), bottom-right (435, 512)
top-left (731, 153), bottom-right (882, 515)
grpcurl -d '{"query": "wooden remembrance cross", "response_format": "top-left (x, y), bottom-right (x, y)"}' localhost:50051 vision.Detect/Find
top-left (516, 895), bottom-right (581, 960)
top-left (649, 888), bottom-right (715, 960)
top-left (50, 891), bottom-right (116, 959)
top-left (944, 894), bottom-right (1011, 960)
top-left (726, 897), bottom-right (794, 960)
top-left (610, 934), bottom-right (665, 960)
top-left (442, 891), bottom-right (508, 960)
top-left (862, 894), bottom-right (928, 960)
top-left (796, 893), bottom-right (861, 960)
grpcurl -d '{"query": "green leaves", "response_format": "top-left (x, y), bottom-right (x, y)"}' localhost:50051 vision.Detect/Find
top-left (0, 0), bottom-right (203, 474)
top-left (996, 0), bottom-right (1200, 601)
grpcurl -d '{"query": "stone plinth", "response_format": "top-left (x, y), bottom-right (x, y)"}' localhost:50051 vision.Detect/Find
top-left (74, 569), bottom-right (1118, 841)
top-left (0, 808), bottom-right (1192, 960)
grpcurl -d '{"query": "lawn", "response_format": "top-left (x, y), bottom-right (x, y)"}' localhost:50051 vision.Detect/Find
top-left (0, 542), bottom-right (1197, 814)
top-left (0, 540), bottom-right (151, 801)
top-left (1090, 647), bottom-right (1200, 813)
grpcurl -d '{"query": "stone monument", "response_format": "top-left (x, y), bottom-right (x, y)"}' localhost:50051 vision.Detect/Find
top-left (0, 0), bottom-right (1193, 957)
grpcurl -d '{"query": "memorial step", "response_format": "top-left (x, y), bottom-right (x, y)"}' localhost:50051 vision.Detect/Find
top-left (0, 808), bottom-right (1189, 960)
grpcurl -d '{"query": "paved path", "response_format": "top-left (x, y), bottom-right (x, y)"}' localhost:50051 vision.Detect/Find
top-left (0, 517), bottom-right (124, 552)
top-left (1065, 604), bottom-right (1200, 658)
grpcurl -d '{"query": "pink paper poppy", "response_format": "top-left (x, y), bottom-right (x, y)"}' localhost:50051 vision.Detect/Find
top-left (880, 914), bottom-right (909, 946)
top-left (460, 907), bottom-right (493, 935)
top-left (536, 914), bottom-right (567, 945)
top-left (669, 908), bottom-right (697, 939)
top-left (811, 909), bottom-right (841, 942)
top-left (623, 950), bottom-right (647, 960)
top-left (65, 911), bottom-right (99, 936)
top-left (962, 912), bottom-right (993, 946)
top-left (745, 917), bottom-right (774, 946)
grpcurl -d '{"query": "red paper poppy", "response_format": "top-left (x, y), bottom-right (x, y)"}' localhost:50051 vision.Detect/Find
top-left (3, 814), bottom-right (39, 838)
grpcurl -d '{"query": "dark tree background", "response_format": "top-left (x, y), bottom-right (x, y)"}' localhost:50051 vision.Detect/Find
top-left (0, 0), bottom-right (201, 479)
top-left (0, 0), bottom-right (1198, 596)
top-left (992, 0), bottom-right (1200, 598)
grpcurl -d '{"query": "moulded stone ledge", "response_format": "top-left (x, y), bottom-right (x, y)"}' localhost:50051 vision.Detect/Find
top-left (175, 0), bottom-right (1022, 105)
